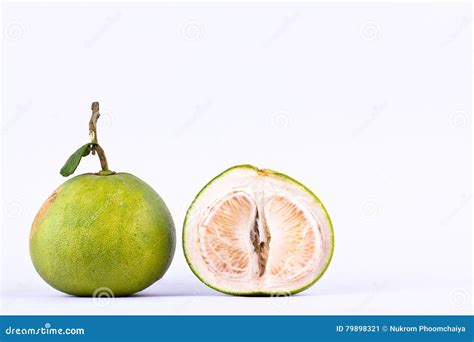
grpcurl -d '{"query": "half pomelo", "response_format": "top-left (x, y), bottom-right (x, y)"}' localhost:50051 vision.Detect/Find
top-left (183, 165), bottom-right (334, 295)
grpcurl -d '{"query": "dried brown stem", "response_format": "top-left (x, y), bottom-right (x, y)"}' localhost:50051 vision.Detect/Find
top-left (88, 101), bottom-right (109, 172)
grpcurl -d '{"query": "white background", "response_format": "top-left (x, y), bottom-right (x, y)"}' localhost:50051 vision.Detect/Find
top-left (1, 2), bottom-right (472, 315)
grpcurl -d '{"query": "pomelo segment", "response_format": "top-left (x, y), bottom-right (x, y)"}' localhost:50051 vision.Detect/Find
top-left (183, 165), bottom-right (334, 295)
top-left (198, 192), bottom-right (256, 278)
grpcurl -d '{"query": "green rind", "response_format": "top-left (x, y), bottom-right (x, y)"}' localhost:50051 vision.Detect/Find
top-left (30, 172), bottom-right (176, 297)
top-left (182, 164), bottom-right (335, 296)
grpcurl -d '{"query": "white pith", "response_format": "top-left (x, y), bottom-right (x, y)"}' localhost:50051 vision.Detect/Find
top-left (184, 167), bottom-right (333, 294)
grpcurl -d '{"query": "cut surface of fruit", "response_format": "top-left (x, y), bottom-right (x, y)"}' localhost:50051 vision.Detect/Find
top-left (183, 165), bottom-right (334, 295)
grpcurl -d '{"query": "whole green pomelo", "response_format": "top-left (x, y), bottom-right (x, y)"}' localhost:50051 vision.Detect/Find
top-left (30, 172), bottom-right (175, 297)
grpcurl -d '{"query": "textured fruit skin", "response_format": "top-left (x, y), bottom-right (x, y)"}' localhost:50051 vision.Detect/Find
top-left (183, 164), bottom-right (334, 296)
top-left (30, 173), bottom-right (175, 296)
